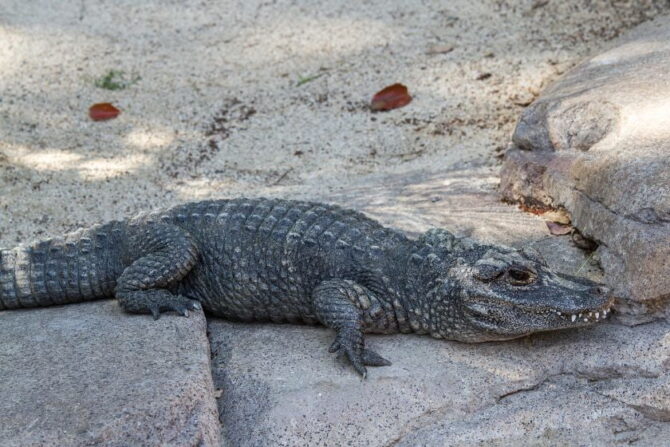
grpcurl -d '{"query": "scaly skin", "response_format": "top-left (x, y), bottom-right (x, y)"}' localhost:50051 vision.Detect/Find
top-left (0, 198), bottom-right (612, 377)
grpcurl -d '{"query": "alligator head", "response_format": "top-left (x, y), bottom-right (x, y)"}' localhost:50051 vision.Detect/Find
top-left (419, 229), bottom-right (612, 342)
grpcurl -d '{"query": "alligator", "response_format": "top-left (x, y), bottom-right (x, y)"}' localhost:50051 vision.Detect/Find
top-left (0, 198), bottom-right (611, 377)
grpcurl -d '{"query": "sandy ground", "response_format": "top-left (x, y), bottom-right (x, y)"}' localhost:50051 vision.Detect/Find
top-left (1, 0), bottom-right (669, 246)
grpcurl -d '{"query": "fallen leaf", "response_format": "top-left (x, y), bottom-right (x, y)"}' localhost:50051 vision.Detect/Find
top-left (546, 221), bottom-right (573, 235)
top-left (89, 103), bottom-right (120, 121)
top-left (426, 44), bottom-right (454, 55)
top-left (370, 83), bottom-right (412, 111)
top-left (518, 203), bottom-right (551, 215)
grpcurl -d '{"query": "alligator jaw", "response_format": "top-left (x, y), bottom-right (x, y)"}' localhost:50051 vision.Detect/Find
top-left (461, 296), bottom-right (614, 339)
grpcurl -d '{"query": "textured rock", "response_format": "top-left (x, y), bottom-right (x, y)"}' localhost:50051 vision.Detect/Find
top-left (210, 318), bottom-right (670, 446)
top-left (329, 166), bottom-right (548, 246)
top-left (0, 301), bottom-right (220, 446)
top-left (500, 15), bottom-right (670, 318)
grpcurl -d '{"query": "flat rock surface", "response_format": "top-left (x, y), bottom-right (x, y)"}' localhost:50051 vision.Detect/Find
top-left (0, 302), bottom-right (220, 446)
top-left (330, 166), bottom-right (550, 245)
top-left (501, 14), bottom-right (670, 315)
top-left (210, 318), bottom-right (670, 446)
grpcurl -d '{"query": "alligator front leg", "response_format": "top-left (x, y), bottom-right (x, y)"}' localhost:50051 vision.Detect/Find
top-left (312, 279), bottom-right (391, 378)
top-left (115, 224), bottom-right (201, 319)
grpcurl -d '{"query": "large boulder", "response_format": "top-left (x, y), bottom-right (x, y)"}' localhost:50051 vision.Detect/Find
top-left (501, 15), bottom-right (670, 319)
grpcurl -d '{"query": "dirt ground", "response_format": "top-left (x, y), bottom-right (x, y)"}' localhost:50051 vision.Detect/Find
top-left (1, 0), bottom-right (668, 245)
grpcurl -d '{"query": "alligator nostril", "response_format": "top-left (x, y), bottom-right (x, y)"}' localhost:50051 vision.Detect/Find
top-left (596, 285), bottom-right (610, 295)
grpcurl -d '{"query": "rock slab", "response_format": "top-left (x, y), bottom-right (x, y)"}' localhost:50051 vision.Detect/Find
top-left (210, 319), bottom-right (670, 446)
top-left (500, 15), bottom-right (670, 316)
top-left (0, 301), bottom-right (220, 446)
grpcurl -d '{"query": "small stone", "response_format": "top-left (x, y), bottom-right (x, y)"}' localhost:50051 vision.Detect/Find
top-left (425, 44), bottom-right (454, 55)
top-left (510, 90), bottom-right (536, 106)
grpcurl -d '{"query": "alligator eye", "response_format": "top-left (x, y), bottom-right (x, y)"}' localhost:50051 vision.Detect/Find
top-left (506, 268), bottom-right (536, 286)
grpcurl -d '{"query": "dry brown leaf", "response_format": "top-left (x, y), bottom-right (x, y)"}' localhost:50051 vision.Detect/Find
top-left (519, 203), bottom-right (551, 215)
top-left (370, 83), bottom-right (412, 112)
top-left (89, 103), bottom-right (121, 121)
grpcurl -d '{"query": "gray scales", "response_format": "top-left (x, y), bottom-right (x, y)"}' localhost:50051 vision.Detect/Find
top-left (0, 198), bottom-right (611, 377)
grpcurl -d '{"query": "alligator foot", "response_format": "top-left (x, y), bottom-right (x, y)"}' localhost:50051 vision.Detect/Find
top-left (117, 289), bottom-right (201, 320)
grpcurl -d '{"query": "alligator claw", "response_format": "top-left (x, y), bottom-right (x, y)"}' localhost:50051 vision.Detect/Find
top-left (161, 295), bottom-right (200, 317)
top-left (328, 330), bottom-right (390, 377)
top-left (188, 301), bottom-right (202, 311)
top-left (328, 340), bottom-right (341, 353)
top-left (361, 349), bottom-right (391, 367)
top-left (338, 346), bottom-right (367, 378)
top-left (169, 303), bottom-right (190, 317)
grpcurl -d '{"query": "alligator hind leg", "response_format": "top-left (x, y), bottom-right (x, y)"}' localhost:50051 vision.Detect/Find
top-left (115, 224), bottom-right (200, 319)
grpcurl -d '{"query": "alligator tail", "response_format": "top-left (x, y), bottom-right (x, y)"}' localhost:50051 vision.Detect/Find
top-left (0, 222), bottom-right (125, 310)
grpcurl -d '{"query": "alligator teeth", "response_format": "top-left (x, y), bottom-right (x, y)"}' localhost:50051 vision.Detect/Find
top-left (564, 307), bottom-right (612, 323)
